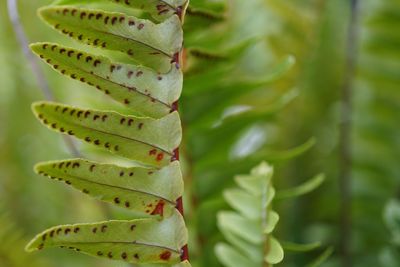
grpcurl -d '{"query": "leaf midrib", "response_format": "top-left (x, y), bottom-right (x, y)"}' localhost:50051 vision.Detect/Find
top-left (47, 112), bottom-right (173, 155)
top-left (60, 171), bottom-right (176, 204)
top-left (50, 240), bottom-right (180, 253)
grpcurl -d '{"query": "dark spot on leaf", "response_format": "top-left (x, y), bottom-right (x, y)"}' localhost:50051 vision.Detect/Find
top-left (120, 118), bottom-right (126, 124)
top-left (90, 165), bottom-right (96, 172)
top-left (94, 140), bottom-right (100, 145)
top-left (111, 17), bottom-right (118, 24)
top-left (130, 224), bottom-right (136, 231)
top-left (128, 20), bottom-right (135, 26)
top-left (97, 251), bottom-right (103, 256)
top-left (124, 99), bottom-right (130, 104)
top-left (94, 60), bottom-right (101, 66)
top-left (80, 12), bottom-right (86, 19)
top-left (64, 228), bottom-right (71, 234)
top-left (105, 142), bottom-right (110, 148)
top-left (96, 14), bottom-right (102, 20)
top-left (149, 149), bottom-right (157, 156)
top-left (127, 49), bottom-right (134, 56)
top-left (159, 251), bottom-right (171, 261)
top-left (129, 172), bottom-right (134, 176)
top-left (151, 200), bottom-right (165, 216)
top-left (114, 197), bottom-right (120, 204)
top-left (83, 189), bottom-right (89, 194)
top-left (107, 252), bottom-right (113, 258)
top-left (93, 115), bottom-right (100, 120)
top-left (156, 153), bottom-right (164, 162)
top-left (125, 201), bottom-right (130, 208)
top-left (101, 225), bottom-right (107, 232)
top-left (136, 71), bottom-right (143, 77)
top-left (74, 227), bottom-right (80, 233)
top-left (121, 252), bottom-right (127, 259)
top-left (114, 145), bottom-right (119, 151)
top-left (92, 227), bottom-right (97, 233)
top-left (88, 13), bottom-right (95, 19)
top-left (138, 123), bottom-right (143, 129)
top-left (42, 234), bottom-right (47, 241)
top-left (104, 16), bottom-right (109, 24)
top-left (85, 137), bottom-right (91, 142)
top-left (127, 71), bottom-right (133, 78)
top-left (50, 230), bottom-right (55, 237)
top-left (137, 23), bottom-right (144, 30)
top-left (134, 253), bottom-right (139, 259)
top-left (102, 115), bottom-right (108, 121)
top-left (86, 56), bottom-right (93, 62)
top-left (119, 171), bottom-right (124, 177)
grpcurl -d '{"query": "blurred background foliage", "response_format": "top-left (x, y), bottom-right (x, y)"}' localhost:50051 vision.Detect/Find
top-left (0, 0), bottom-right (399, 267)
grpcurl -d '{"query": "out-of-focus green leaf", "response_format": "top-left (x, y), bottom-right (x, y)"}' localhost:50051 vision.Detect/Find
top-left (276, 174), bottom-right (325, 200)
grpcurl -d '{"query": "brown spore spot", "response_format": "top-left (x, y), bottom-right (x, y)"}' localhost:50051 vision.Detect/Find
top-left (84, 111), bottom-right (91, 118)
top-left (119, 17), bottom-right (125, 23)
top-left (129, 172), bottom-right (134, 176)
top-left (85, 137), bottom-right (91, 142)
top-left (136, 71), bottom-right (143, 77)
top-left (66, 162), bottom-right (71, 168)
top-left (110, 65), bottom-right (116, 72)
top-left (120, 118), bottom-right (126, 124)
top-left (72, 162), bottom-right (80, 168)
top-left (124, 99), bottom-right (130, 104)
top-left (130, 224), bottom-right (136, 231)
top-left (50, 230), bottom-right (55, 237)
top-left (51, 45), bottom-right (57, 50)
top-left (77, 111), bottom-right (83, 117)
top-left (156, 153), bottom-right (164, 162)
top-left (59, 48), bottom-right (66, 54)
top-left (111, 17), bottom-right (118, 24)
top-left (138, 123), bottom-right (144, 130)
top-left (114, 197), bottom-right (120, 204)
top-left (114, 145), bottom-right (119, 151)
top-left (97, 251), bottom-right (103, 256)
top-left (56, 228), bottom-right (62, 235)
top-left (51, 123), bottom-right (57, 129)
top-left (96, 14), bottom-right (102, 20)
top-left (54, 65), bottom-right (59, 69)
top-left (134, 253), bottom-right (139, 259)
top-left (127, 49), bottom-right (134, 56)
top-left (105, 142), bottom-right (110, 148)
top-left (86, 56), bottom-right (93, 62)
top-left (101, 225), bottom-right (107, 232)
top-left (121, 252), bottom-right (127, 259)
top-left (105, 90), bottom-right (110, 94)
top-left (83, 189), bottom-right (89, 194)
top-left (119, 171), bottom-right (124, 177)
top-left (107, 252), bottom-right (113, 258)
top-left (64, 228), bottom-right (71, 234)
top-left (62, 8), bottom-right (69, 15)
top-left (88, 13), bottom-right (95, 19)
top-left (125, 201), bottom-right (130, 208)
top-left (94, 60), bottom-right (101, 66)
top-left (151, 200), bottom-right (165, 216)
top-left (71, 9), bottom-right (77, 16)
top-left (127, 71), bottom-right (133, 78)
top-left (128, 20), bottom-right (135, 26)
top-left (42, 233), bottom-right (47, 241)
top-left (80, 12), bottom-right (86, 19)
top-left (137, 23), bottom-right (144, 30)
top-left (38, 243), bottom-right (44, 250)
top-left (149, 149), bottom-right (157, 156)
top-left (94, 140), bottom-right (100, 145)
top-left (92, 227), bottom-right (98, 233)
top-left (104, 16), bottom-right (110, 24)
top-left (77, 53), bottom-right (83, 59)
top-left (102, 115), bottom-right (108, 121)
top-left (74, 227), bottom-right (80, 233)
top-left (93, 115), bottom-right (100, 120)
top-left (80, 77), bottom-right (85, 82)
top-left (89, 164), bottom-right (96, 172)
top-left (128, 119), bottom-right (134, 126)
top-left (68, 130), bottom-right (75, 136)
top-left (159, 251), bottom-right (171, 261)
top-left (67, 50), bottom-right (74, 57)
top-left (78, 34), bottom-right (83, 40)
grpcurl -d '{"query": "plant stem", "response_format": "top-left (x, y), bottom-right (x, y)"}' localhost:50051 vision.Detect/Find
top-left (339, 0), bottom-right (359, 266)
top-left (174, 2), bottom-right (190, 262)
top-left (7, 0), bottom-right (80, 157)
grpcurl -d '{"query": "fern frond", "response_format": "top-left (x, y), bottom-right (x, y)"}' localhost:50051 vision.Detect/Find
top-left (27, 0), bottom-right (190, 265)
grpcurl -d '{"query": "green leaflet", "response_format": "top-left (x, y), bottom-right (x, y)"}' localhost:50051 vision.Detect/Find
top-left (216, 162), bottom-right (284, 267)
top-left (275, 174), bottom-right (325, 200)
top-left (32, 101), bottom-right (182, 167)
top-left (31, 43), bottom-right (182, 119)
top-left (25, 210), bottom-right (187, 264)
top-left (107, 0), bottom-right (188, 22)
top-left (39, 6), bottom-right (183, 72)
top-left (35, 159), bottom-right (183, 217)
